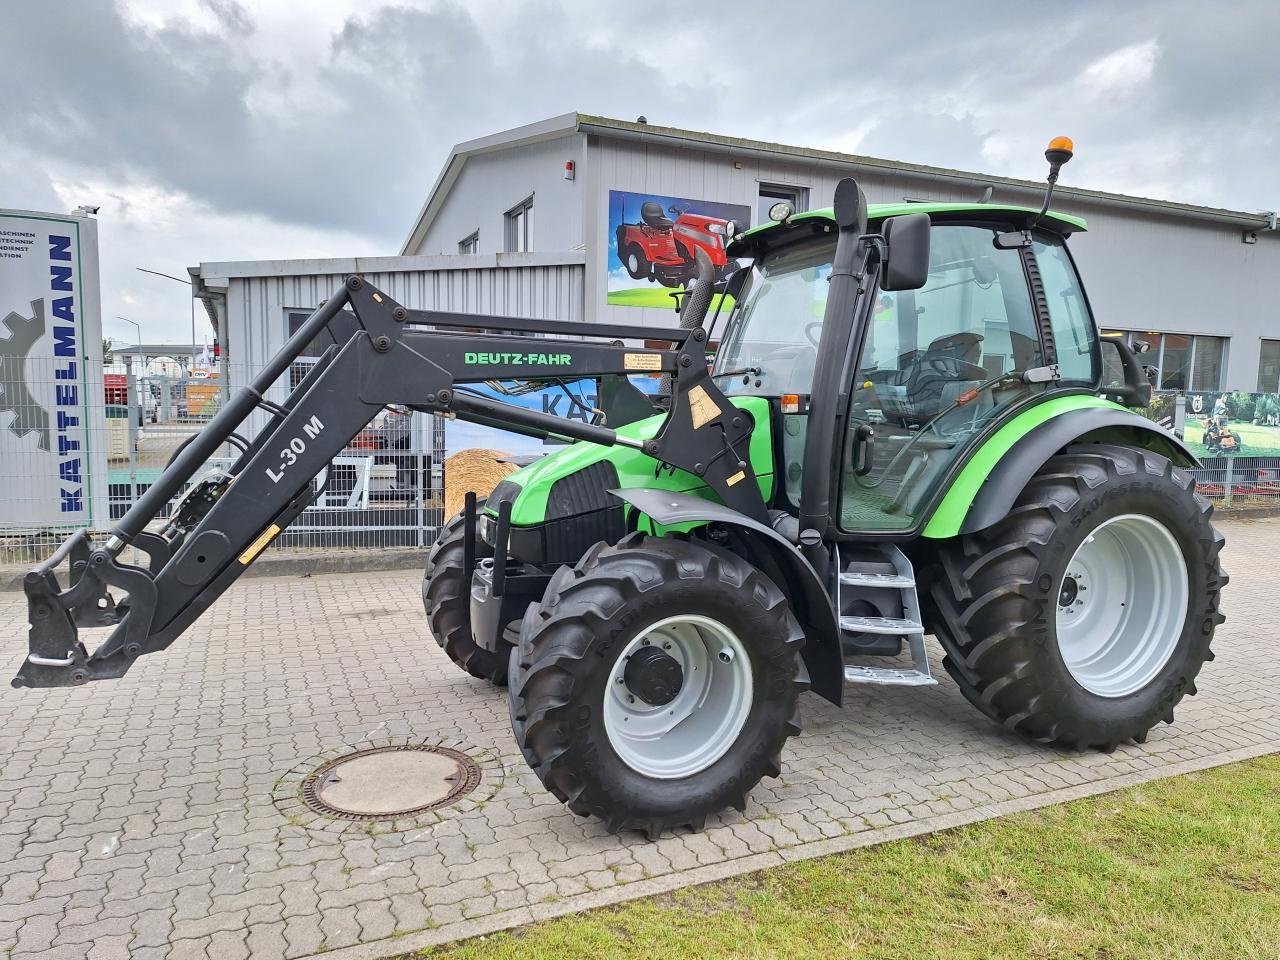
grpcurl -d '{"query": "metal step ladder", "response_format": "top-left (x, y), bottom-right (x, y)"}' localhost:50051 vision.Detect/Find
top-left (836, 544), bottom-right (937, 687)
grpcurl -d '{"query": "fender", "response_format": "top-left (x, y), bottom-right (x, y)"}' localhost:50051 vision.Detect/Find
top-left (610, 488), bottom-right (843, 706)
top-left (928, 404), bottom-right (1199, 538)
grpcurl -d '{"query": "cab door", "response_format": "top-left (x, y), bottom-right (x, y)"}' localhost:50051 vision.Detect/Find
top-left (838, 223), bottom-right (1046, 533)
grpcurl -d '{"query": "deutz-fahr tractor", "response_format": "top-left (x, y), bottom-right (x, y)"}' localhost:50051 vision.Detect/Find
top-left (16, 139), bottom-right (1225, 838)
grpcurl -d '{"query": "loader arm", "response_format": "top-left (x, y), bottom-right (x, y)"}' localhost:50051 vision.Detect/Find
top-left (15, 260), bottom-right (766, 689)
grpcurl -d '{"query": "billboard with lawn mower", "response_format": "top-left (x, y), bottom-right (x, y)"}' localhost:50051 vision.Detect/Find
top-left (1182, 390), bottom-right (1280, 458)
top-left (607, 190), bottom-right (750, 310)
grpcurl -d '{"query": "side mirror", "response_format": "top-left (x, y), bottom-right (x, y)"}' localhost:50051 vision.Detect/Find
top-left (1099, 337), bottom-right (1153, 408)
top-left (880, 214), bottom-right (931, 291)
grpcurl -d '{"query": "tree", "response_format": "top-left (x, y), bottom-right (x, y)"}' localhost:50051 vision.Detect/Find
top-left (102, 336), bottom-right (113, 364)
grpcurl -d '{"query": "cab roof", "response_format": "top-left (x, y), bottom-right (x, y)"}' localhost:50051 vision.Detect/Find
top-left (728, 202), bottom-right (1087, 257)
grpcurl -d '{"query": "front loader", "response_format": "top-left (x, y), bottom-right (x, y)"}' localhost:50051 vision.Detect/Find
top-left (15, 139), bottom-right (1226, 838)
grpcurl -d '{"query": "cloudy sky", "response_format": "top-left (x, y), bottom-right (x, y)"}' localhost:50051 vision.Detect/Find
top-left (4, 0), bottom-right (1278, 343)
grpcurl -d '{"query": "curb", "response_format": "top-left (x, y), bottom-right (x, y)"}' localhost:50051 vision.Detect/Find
top-left (299, 741), bottom-right (1279, 960)
top-left (0, 547), bottom-right (425, 592)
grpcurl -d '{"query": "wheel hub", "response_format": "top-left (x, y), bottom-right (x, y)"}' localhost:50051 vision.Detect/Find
top-left (1055, 514), bottom-right (1189, 698)
top-left (623, 645), bottom-right (684, 706)
top-left (603, 615), bottom-right (754, 780)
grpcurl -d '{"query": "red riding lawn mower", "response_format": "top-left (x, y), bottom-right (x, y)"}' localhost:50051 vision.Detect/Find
top-left (616, 200), bottom-right (736, 288)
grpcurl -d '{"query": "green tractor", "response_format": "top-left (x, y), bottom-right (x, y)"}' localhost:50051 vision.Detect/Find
top-left (423, 139), bottom-right (1226, 834)
top-left (16, 139), bottom-right (1224, 839)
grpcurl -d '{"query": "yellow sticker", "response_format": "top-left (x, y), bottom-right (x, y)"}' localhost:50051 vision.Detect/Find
top-left (687, 384), bottom-right (721, 429)
top-left (372, 292), bottom-right (383, 303)
top-left (726, 470), bottom-right (745, 487)
top-left (239, 524), bottom-right (281, 565)
top-left (624, 352), bottom-right (663, 371)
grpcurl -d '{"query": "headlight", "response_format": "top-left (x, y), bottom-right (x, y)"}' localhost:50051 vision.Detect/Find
top-left (706, 222), bottom-right (726, 235)
top-left (478, 513), bottom-right (495, 546)
top-left (768, 201), bottom-right (793, 223)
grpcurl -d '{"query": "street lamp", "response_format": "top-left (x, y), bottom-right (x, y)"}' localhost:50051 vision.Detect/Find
top-left (115, 316), bottom-right (142, 346)
top-left (136, 266), bottom-right (198, 371)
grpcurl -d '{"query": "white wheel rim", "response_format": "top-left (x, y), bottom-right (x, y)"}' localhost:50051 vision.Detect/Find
top-left (602, 614), bottom-right (753, 779)
top-left (1055, 514), bottom-right (1189, 698)
top-left (627, 253), bottom-right (640, 272)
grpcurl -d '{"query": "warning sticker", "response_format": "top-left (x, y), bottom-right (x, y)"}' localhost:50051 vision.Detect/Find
top-left (687, 385), bottom-right (721, 429)
top-left (624, 352), bottom-right (663, 371)
top-left (239, 524), bottom-right (281, 565)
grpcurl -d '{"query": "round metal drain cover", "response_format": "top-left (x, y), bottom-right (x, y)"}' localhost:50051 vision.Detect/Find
top-left (301, 745), bottom-right (481, 821)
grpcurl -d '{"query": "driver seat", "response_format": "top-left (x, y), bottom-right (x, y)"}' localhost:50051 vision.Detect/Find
top-left (640, 201), bottom-right (674, 230)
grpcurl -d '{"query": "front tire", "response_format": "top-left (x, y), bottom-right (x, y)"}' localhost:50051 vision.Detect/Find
top-left (927, 444), bottom-right (1226, 750)
top-left (510, 534), bottom-right (807, 836)
top-left (422, 504), bottom-right (509, 685)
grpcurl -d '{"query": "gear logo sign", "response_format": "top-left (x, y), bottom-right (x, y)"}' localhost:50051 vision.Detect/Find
top-left (0, 299), bottom-right (52, 451)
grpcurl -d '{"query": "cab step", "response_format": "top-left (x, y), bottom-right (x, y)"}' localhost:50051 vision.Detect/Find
top-left (838, 615), bottom-right (924, 635)
top-left (836, 544), bottom-right (936, 687)
top-left (839, 571), bottom-right (915, 589)
top-left (843, 664), bottom-right (937, 686)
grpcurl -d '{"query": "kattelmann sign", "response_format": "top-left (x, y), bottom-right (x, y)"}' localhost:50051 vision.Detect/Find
top-left (0, 209), bottom-right (108, 528)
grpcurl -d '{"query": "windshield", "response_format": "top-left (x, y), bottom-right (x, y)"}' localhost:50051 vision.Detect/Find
top-left (713, 238), bottom-right (835, 395)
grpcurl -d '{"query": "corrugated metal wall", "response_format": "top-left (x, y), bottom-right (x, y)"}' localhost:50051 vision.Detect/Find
top-left (209, 253), bottom-right (585, 431)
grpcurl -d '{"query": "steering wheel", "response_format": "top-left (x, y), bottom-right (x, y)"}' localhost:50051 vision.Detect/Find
top-left (804, 322), bottom-right (823, 348)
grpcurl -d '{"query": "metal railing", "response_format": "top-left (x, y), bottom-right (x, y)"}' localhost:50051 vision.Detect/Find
top-left (1, 364), bottom-right (447, 565)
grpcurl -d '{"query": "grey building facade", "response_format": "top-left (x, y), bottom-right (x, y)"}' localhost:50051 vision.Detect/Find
top-left (402, 113), bottom-right (1280, 393)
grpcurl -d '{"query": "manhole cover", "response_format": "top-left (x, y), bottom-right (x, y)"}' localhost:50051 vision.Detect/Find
top-left (301, 744), bottom-right (482, 821)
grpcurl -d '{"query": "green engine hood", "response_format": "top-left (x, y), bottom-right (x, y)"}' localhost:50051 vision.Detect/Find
top-left (490, 396), bottom-right (774, 526)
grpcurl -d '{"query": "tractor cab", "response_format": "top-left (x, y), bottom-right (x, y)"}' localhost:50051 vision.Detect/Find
top-left (718, 202), bottom-right (1100, 534)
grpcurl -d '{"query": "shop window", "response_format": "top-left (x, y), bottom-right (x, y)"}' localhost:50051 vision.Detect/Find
top-left (1100, 330), bottom-right (1224, 391)
top-left (458, 231), bottom-right (479, 255)
top-left (1259, 339), bottom-right (1280, 392)
top-left (505, 196), bottom-right (533, 253)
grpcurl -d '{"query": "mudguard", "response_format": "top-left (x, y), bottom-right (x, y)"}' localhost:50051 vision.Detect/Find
top-left (610, 488), bottom-right (843, 706)
top-left (945, 405), bottom-right (1200, 537)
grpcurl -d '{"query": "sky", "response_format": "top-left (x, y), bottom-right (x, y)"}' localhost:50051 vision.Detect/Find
top-left (4, 0), bottom-right (1278, 344)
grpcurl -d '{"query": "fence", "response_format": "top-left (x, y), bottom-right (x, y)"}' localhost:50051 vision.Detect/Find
top-left (1, 362), bottom-right (446, 566)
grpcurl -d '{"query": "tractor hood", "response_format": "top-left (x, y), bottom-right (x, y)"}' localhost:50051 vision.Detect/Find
top-left (485, 395), bottom-right (775, 528)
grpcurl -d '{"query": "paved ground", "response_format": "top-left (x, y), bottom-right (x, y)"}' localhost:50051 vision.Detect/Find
top-left (1, 517), bottom-right (1276, 960)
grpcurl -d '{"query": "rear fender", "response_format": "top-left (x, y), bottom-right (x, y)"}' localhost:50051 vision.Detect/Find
top-left (945, 406), bottom-right (1200, 537)
top-left (610, 488), bottom-right (842, 706)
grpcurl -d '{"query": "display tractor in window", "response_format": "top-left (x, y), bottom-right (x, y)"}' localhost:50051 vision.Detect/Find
top-left (16, 139), bottom-right (1226, 839)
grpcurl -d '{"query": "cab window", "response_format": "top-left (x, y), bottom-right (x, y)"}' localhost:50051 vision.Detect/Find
top-left (1034, 235), bottom-right (1099, 385)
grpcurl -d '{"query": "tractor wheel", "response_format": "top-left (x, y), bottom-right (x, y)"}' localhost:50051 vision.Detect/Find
top-left (510, 534), bottom-right (807, 836)
top-left (927, 444), bottom-right (1226, 751)
top-left (623, 245), bottom-right (648, 280)
top-left (421, 503), bottom-right (509, 685)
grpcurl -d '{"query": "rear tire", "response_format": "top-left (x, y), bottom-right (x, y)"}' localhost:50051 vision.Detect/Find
top-left (422, 503), bottom-right (509, 685)
top-left (623, 244), bottom-right (648, 280)
top-left (509, 534), bottom-right (807, 836)
top-left (926, 444), bottom-right (1226, 750)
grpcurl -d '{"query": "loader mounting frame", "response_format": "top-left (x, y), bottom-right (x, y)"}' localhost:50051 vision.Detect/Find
top-left (14, 270), bottom-right (765, 689)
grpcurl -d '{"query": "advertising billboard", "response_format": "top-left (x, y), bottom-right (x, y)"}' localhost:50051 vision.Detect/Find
top-left (0, 209), bottom-right (109, 528)
top-left (607, 190), bottom-right (750, 310)
top-left (1183, 390), bottom-right (1280, 458)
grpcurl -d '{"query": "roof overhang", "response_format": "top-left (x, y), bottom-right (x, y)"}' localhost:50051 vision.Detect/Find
top-left (399, 113), bottom-right (581, 255)
top-left (402, 112), bottom-right (1276, 248)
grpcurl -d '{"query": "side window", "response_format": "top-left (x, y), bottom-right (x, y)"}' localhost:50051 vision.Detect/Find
top-left (1034, 236), bottom-right (1098, 385)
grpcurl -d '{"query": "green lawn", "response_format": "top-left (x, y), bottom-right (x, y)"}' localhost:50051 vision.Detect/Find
top-left (1183, 420), bottom-right (1280, 458)
top-left (415, 755), bottom-right (1280, 960)
top-left (607, 287), bottom-right (737, 312)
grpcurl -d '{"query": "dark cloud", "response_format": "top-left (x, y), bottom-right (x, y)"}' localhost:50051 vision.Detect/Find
top-left (3, 0), bottom-right (1277, 344)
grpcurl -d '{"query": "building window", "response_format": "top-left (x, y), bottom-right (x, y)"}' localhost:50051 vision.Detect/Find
top-left (458, 231), bottom-right (479, 255)
top-left (1101, 330), bottom-right (1225, 391)
top-left (286, 310), bottom-right (333, 390)
top-left (505, 196), bottom-right (533, 252)
top-left (758, 184), bottom-right (808, 225)
top-left (1259, 339), bottom-right (1280, 392)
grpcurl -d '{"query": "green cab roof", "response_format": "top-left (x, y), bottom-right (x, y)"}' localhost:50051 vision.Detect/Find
top-left (730, 202), bottom-right (1087, 253)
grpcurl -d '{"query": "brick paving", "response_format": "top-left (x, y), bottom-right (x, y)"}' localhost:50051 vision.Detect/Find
top-left (0, 517), bottom-right (1276, 960)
